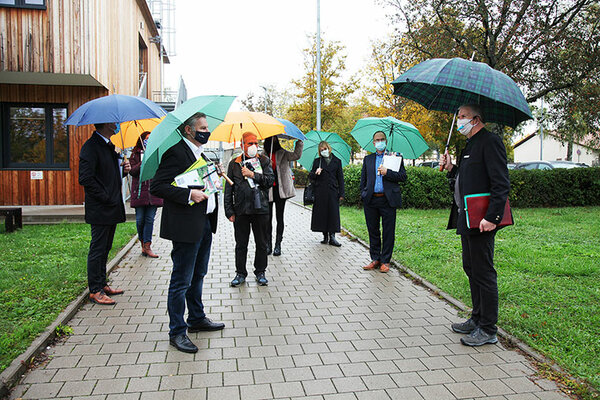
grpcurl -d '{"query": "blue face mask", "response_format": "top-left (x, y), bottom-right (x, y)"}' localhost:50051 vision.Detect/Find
top-left (375, 141), bottom-right (387, 152)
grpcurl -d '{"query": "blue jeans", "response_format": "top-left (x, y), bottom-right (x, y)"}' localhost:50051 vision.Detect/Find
top-left (135, 206), bottom-right (157, 243)
top-left (168, 218), bottom-right (212, 337)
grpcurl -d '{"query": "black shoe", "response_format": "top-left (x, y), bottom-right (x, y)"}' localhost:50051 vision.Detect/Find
top-left (460, 327), bottom-right (498, 347)
top-left (256, 273), bottom-right (268, 286)
top-left (320, 233), bottom-right (328, 244)
top-left (188, 317), bottom-right (225, 333)
top-left (267, 243), bottom-right (272, 255)
top-left (273, 242), bottom-right (281, 256)
top-left (451, 318), bottom-right (477, 334)
top-left (231, 274), bottom-right (246, 287)
top-left (169, 334), bottom-right (198, 353)
top-left (328, 233), bottom-right (341, 247)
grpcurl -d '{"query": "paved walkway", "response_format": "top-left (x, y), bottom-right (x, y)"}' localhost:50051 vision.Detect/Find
top-left (10, 202), bottom-right (568, 400)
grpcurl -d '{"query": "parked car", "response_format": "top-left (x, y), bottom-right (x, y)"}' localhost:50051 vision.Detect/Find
top-left (417, 161), bottom-right (440, 168)
top-left (507, 163), bottom-right (517, 169)
top-left (514, 160), bottom-right (586, 170)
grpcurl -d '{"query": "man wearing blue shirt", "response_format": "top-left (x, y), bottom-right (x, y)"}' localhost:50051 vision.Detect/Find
top-left (359, 131), bottom-right (407, 273)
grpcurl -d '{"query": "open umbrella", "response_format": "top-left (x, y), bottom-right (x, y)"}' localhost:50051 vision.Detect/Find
top-left (110, 117), bottom-right (164, 150)
top-left (276, 118), bottom-right (306, 140)
top-left (209, 111), bottom-right (285, 143)
top-left (65, 94), bottom-right (166, 126)
top-left (297, 130), bottom-right (351, 171)
top-left (391, 57), bottom-right (533, 128)
top-left (139, 95), bottom-right (236, 182)
top-left (350, 117), bottom-right (429, 159)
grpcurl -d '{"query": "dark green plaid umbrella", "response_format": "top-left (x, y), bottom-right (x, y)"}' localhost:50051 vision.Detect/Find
top-left (392, 57), bottom-right (532, 128)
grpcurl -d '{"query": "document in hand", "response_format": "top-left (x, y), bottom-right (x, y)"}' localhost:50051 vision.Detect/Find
top-left (382, 154), bottom-right (403, 172)
top-left (242, 157), bottom-right (263, 188)
top-left (464, 193), bottom-right (513, 229)
top-left (172, 158), bottom-right (223, 196)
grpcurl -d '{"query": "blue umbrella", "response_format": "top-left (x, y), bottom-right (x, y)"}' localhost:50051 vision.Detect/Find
top-left (276, 118), bottom-right (306, 140)
top-left (65, 94), bottom-right (167, 126)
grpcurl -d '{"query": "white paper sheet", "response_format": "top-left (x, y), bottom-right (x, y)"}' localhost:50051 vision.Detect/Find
top-left (382, 154), bottom-right (402, 172)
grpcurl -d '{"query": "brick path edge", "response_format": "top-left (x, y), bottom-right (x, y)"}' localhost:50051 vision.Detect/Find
top-left (289, 199), bottom-right (594, 396)
top-left (0, 234), bottom-right (139, 398)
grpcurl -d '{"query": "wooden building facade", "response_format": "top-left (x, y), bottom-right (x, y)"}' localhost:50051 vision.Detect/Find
top-left (0, 0), bottom-right (165, 205)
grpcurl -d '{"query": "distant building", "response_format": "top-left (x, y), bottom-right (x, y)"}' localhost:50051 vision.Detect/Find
top-left (0, 0), bottom-right (170, 205)
top-left (513, 132), bottom-right (600, 166)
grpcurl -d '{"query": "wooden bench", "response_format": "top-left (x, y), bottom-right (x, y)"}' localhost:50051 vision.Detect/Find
top-left (0, 207), bottom-right (22, 233)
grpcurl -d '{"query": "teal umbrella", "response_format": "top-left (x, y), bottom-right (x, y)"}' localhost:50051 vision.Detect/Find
top-left (140, 95), bottom-right (236, 182)
top-left (298, 130), bottom-right (351, 171)
top-left (350, 117), bottom-right (429, 159)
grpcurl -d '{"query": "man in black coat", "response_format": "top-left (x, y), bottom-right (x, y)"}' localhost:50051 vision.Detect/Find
top-left (79, 123), bottom-right (130, 305)
top-left (441, 104), bottom-right (510, 347)
top-left (150, 112), bottom-right (224, 353)
top-left (224, 132), bottom-right (275, 287)
top-left (360, 131), bottom-right (407, 273)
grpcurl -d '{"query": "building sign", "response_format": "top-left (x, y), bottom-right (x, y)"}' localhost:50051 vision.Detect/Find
top-left (30, 171), bottom-right (43, 180)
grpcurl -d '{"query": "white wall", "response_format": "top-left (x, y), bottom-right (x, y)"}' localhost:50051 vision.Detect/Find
top-left (514, 134), bottom-right (600, 166)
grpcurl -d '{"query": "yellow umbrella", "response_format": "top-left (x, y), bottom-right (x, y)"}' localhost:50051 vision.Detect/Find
top-left (209, 111), bottom-right (285, 143)
top-left (111, 117), bottom-right (164, 150)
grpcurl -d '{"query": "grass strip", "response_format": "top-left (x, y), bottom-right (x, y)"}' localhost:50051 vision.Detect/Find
top-left (0, 222), bottom-right (136, 373)
top-left (340, 206), bottom-right (600, 391)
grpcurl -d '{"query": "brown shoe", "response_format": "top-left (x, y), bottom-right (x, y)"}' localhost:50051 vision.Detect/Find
top-left (380, 263), bottom-right (390, 273)
top-left (363, 260), bottom-right (380, 270)
top-left (143, 242), bottom-right (159, 258)
top-left (89, 291), bottom-right (115, 305)
top-left (103, 285), bottom-right (124, 296)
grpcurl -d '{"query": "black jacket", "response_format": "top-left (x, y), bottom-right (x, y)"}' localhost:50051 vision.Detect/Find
top-left (447, 128), bottom-right (511, 235)
top-left (360, 152), bottom-right (407, 208)
top-left (150, 140), bottom-right (218, 243)
top-left (78, 132), bottom-right (126, 225)
top-left (224, 154), bottom-right (275, 218)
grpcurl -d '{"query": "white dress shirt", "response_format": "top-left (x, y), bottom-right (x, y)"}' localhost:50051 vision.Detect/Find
top-left (183, 137), bottom-right (216, 214)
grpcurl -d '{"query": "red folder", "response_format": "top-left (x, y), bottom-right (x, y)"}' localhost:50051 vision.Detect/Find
top-left (464, 193), bottom-right (513, 229)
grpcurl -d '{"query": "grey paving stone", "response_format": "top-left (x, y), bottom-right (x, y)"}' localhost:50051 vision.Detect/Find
top-left (415, 384), bottom-right (456, 400)
top-left (22, 382), bottom-right (64, 399)
top-left (160, 375), bottom-right (192, 391)
top-left (92, 378), bottom-right (128, 395)
top-left (271, 381), bottom-right (305, 398)
top-left (302, 378), bottom-right (337, 396)
top-left (331, 377), bottom-right (368, 393)
top-left (51, 367), bottom-right (88, 382)
top-left (57, 380), bottom-right (96, 397)
top-left (126, 376), bottom-right (161, 392)
top-left (173, 388), bottom-right (207, 400)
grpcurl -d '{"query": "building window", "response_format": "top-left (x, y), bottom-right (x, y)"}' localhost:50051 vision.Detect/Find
top-left (1, 103), bottom-right (69, 169)
top-left (0, 0), bottom-right (46, 9)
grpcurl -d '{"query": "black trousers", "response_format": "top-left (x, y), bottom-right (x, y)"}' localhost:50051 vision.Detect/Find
top-left (234, 214), bottom-right (269, 277)
top-left (461, 231), bottom-right (498, 335)
top-left (268, 187), bottom-right (287, 245)
top-left (87, 224), bottom-right (117, 293)
top-left (364, 196), bottom-right (396, 264)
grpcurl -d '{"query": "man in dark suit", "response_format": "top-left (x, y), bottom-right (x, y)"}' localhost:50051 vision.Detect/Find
top-left (360, 131), bottom-right (407, 273)
top-left (79, 122), bottom-right (130, 305)
top-left (441, 104), bottom-right (510, 347)
top-left (150, 112), bottom-right (224, 353)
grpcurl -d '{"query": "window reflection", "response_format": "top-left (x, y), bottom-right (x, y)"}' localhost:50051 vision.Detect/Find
top-left (53, 108), bottom-right (68, 163)
top-left (9, 107), bottom-right (46, 164)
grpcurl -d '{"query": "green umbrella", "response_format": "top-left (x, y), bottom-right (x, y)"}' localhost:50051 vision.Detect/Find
top-left (391, 57), bottom-right (532, 128)
top-left (298, 130), bottom-right (352, 171)
top-left (350, 117), bottom-right (429, 159)
top-left (140, 95), bottom-right (236, 182)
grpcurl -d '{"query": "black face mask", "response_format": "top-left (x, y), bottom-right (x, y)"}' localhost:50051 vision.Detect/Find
top-left (194, 130), bottom-right (210, 144)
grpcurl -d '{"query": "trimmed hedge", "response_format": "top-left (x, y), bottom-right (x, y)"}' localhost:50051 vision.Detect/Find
top-left (341, 165), bottom-right (600, 209)
top-left (292, 168), bottom-right (309, 188)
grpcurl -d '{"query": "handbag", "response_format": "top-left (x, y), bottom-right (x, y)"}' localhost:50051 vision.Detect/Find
top-left (464, 193), bottom-right (514, 229)
top-left (304, 158), bottom-right (322, 206)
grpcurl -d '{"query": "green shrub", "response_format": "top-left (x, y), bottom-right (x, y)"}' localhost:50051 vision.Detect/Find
top-left (292, 167), bottom-right (309, 187)
top-left (342, 164), bottom-right (362, 206)
top-left (340, 164), bottom-right (600, 209)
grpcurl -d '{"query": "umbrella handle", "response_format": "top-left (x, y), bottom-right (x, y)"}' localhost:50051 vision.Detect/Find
top-left (439, 113), bottom-right (457, 172)
top-left (216, 163), bottom-right (234, 186)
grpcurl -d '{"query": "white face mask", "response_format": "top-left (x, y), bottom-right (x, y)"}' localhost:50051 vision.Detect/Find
top-left (457, 118), bottom-right (474, 136)
top-left (320, 149), bottom-right (330, 158)
top-left (246, 144), bottom-right (258, 158)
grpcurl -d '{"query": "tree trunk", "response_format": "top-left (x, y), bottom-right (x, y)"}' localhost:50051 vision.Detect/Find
top-left (567, 141), bottom-right (573, 161)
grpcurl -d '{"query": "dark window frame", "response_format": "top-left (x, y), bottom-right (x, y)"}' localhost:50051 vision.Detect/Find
top-left (0, 0), bottom-right (47, 10)
top-left (0, 102), bottom-right (70, 170)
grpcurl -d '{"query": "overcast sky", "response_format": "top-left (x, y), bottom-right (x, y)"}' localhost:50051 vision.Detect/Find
top-left (164, 0), bottom-right (393, 110)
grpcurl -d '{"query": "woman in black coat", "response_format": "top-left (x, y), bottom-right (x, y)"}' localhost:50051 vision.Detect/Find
top-left (309, 141), bottom-right (345, 246)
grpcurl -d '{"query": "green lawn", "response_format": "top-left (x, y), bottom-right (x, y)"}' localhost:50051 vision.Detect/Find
top-left (0, 222), bottom-right (136, 373)
top-left (341, 206), bottom-right (600, 392)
